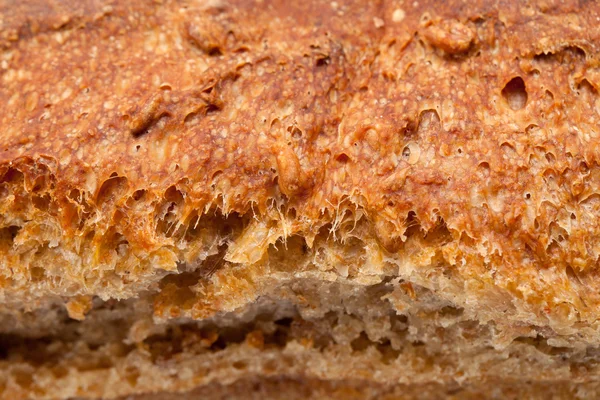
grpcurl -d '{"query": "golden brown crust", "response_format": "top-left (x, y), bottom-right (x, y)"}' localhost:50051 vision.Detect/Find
top-left (4, 0), bottom-right (600, 398)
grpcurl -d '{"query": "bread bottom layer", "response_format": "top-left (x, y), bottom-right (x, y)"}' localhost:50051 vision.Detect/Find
top-left (1, 274), bottom-right (600, 399)
top-left (118, 376), bottom-right (600, 400)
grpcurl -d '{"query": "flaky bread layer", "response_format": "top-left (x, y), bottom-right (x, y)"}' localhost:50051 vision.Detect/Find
top-left (3, 277), bottom-right (600, 399)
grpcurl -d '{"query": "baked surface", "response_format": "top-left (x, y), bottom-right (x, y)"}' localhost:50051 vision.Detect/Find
top-left (2, 0), bottom-right (600, 398)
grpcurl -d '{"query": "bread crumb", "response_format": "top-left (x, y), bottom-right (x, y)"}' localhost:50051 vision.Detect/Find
top-left (392, 9), bottom-right (406, 23)
top-left (65, 295), bottom-right (93, 321)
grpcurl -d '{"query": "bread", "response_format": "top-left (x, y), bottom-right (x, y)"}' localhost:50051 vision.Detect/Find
top-left (2, 0), bottom-right (600, 398)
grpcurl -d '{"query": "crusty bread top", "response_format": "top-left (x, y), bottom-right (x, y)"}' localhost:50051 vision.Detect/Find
top-left (2, 0), bottom-right (600, 335)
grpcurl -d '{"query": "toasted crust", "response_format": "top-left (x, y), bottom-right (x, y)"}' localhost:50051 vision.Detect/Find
top-left (3, 0), bottom-right (600, 399)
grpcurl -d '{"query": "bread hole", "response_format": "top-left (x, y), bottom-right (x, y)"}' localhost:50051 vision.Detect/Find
top-left (287, 125), bottom-right (303, 139)
top-left (316, 55), bottom-right (330, 67)
top-left (377, 339), bottom-right (401, 365)
top-left (524, 192), bottom-right (531, 200)
top-left (0, 225), bottom-right (20, 250)
top-left (514, 335), bottom-right (572, 357)
top-left (401, 119), bottom-right (417, 137)
top-left (184, 111), bottom-right (202, 126)
top-left (50, 365), bottom-right (68, 379)
top-left (566, 265), bottom-right (583, 286)
top-left (211, 170), bottom-right (223, 189)
top-left (206, 103), bottom-right (221, 115)
top-left (534, 46), bottom-right (586, 63)
top-left (287, 207), bottom-right (297, 220)
top-left (114, 234), bottom-right (129, 257)
top-left (0, 167), bottom-right (24, 185)
top-left (274, 317), bottom-right (293, 328)
top-left (350, 332), bottom-right (371, 352)
top-left (96, 175), bottom-right (129, 207)
top-left (164, 185), bottom-right (185, 204)
top-left (270, 325), bottom-right (291, 348)
top-left (32, 194), bottom-right (51, 211)
top-left (336, 153), bottom-right (350, 163)
top-left (29, 172), bottom-right (51, 193)
top-left (447, 387), bottom-right (465, 396)
top-left (67, 188), bottom-right (83, 204)
top-left (199, 247), bottom-right (227, 279)
top-left (85, 230), bottom-right (96, 242)
top-left (502, 77), bottom-right (527, 110)
top-left (159, 280), bottom-right (196, 312)
top-left (576, 78), bottom-right (597, 100)
top-left (580, 161), bottom-right (590, 174)
top-left (209, 328), bottom-right (246, 351)
top-left (124, 366), bottom-right (140, 387)
top-left (402, 142), bottom-right (420, 164)
top-left (232, 360), bottom-right (248, 370)
top-left (30, 266), bottom-right (46, 282)
top-left (478, 162), bottom-right (490, 175)
top-left (208, 47), bottom-right (223, 57)
top-left (391, 314), bottom-right (409, 332)
top-left (131, 189), bottom-right (146, 201)
top-left (417, 109), bottom-right (440, 133)
top-left (424, 217), bottom-right (452, 246)
top-left (403, 211), bottom-right (421, 240)
top-left (154, 186), bottom-right (186, 238)
top-left (525, 124), bottom-right (540, 135)
top-left (500, 142), bottom-right (516, 158)
top-left (439, 305), bottom-right (463, 318)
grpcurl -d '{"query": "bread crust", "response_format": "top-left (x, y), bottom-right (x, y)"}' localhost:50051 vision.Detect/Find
top-left (2, 0), bottom-right (600, 398)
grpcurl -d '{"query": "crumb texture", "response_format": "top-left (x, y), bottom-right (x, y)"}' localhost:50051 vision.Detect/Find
top-left (2, 0), bottom-right (600, 399)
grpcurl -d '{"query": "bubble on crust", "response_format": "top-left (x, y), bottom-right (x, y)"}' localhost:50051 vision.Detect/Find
top-left (502, 77), bottom-right (528, 111)
top-left (417, 109), bottom-right (440, 133)
top-left (185, 21), bottom-right (225, 57)
top-left (392, 9), bottom-right (406, 23)
top-left (127, 93), bottom-right (166, 137)
top-left (576, 78), bottom-right (597, 102)
top-left (402, 142), bottom-right (421, 165)
top-left (276, 147), bottom-right (308, 198)
top-left (422, 20), bottom-right (474, 55)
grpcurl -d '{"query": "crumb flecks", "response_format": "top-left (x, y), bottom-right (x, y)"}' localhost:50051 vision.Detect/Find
top-left (65, 295), bottom-right (93, 321)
